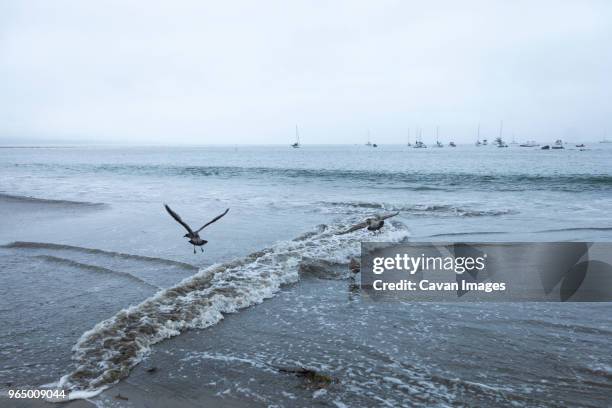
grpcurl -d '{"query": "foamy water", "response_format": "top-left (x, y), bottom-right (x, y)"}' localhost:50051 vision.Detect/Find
top-left (57, 220), bottom-right (409, 398)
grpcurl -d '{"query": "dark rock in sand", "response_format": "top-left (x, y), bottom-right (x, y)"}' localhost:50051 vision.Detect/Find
top-left (277, 366), bottom-right (339, 388)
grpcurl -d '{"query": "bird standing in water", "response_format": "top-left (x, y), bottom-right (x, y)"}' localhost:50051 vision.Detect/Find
top-left (164, 204), bottom-right (229, 253)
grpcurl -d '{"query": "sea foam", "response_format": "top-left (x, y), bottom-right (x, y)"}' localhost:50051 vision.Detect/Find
top-left (57, 220), bottom-right (410, 398)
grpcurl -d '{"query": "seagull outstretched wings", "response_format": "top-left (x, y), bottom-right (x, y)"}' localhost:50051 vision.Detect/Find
top-left (165, 204), bottom-right (229, 235)
top-left (196, 208), bottom-right (230, 232)
top-left (165, 204), bottom-right (194, 234)
top-left (337, 211), bottom-right (399, 235)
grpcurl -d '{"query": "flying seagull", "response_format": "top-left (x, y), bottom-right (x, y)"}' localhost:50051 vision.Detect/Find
top-left (164, 204), bottom-right (229, 253)
top-left (337, 212), bottom-right (399, 235)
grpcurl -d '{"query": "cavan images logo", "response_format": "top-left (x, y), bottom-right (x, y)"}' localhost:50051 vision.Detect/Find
top-left (537, 242), bottom-right (612, 302)
top-left (451, 242), bottom-right (612, 301)
top-left (361, 242), bottom-right (612, 302)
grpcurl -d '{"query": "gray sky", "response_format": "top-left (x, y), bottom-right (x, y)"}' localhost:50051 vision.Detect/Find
top-left (1, 0), bottom-right (611, 144)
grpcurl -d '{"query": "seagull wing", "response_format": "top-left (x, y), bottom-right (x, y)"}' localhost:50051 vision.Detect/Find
top-left (196, 208), bottom-right (230, 232)
top-left (336, 212), bottom-right (400, 235)
top-left (165, 204), bottom-right (193, 234)
top-left (337, 221), bottom-right (368, 235)
top-left (376, 211), bottom-right (400, 221)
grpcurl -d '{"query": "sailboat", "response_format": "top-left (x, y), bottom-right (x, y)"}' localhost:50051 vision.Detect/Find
top-left (435, 126), bottom-right (443, 147)
top-left (406, 129), bottom-right (412, 146)
top-left (475, 124), bottom-right (482, 146)
top-left (495, 121), bottom-right (508, 147)
top-left (413, 139), bottom-right (427, 148)
top-left (413, 127), bottom-right (427, 148)
top-left (291, 125), bottom-right (300, 148)
top-left (495, 137), bottom-right (508, 147)
top-left (365, 129), bottom-right (373, 146)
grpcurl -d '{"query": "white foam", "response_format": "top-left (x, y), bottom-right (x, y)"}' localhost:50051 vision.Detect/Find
top-left (57, 220), bottom-right (410, 398)
top-left (313, 388), bottom-right (327, 399)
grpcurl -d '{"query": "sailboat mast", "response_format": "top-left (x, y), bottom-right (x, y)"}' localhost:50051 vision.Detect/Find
top-left (295, 124), bottom-right (300, 145)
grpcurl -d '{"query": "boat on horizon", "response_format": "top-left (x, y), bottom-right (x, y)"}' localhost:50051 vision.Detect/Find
top-left (495, 136), bottom-right (508, 147)
top-left (365, 129), bottom-right (374, 147)
top-left (496, 121), bottom-right (508, 147)
top-left (434, 126), bottom-right (443, 147)
top-left (414, 128), bottom-right (427, 148)
top-left (291, 125), bottom-right (300, 148)
top-left (551, 139), bottom-right (564, 149)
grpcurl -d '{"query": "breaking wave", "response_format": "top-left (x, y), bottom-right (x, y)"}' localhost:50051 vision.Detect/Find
top-left (535, 226), bottom-right (612, 233)
top-left (56, 220), bottom-right (410, 399)
top-left (11, 163), bottom-right (612, 192)
top-left (34, 255), bottom-right (161, 290)
top-left (2, 242), bottom-right (197, 271)
top-left (0, 193), bottom-right (106, 208)
top-left (319, 201), bottom-right (515, 217)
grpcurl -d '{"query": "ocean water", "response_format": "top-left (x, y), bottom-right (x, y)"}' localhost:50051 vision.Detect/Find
top-left (1, 144), bottom-right (612, 407)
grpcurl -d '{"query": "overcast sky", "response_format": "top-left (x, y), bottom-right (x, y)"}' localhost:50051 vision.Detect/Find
top-left (1, 0), bottom-right (611, 144)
